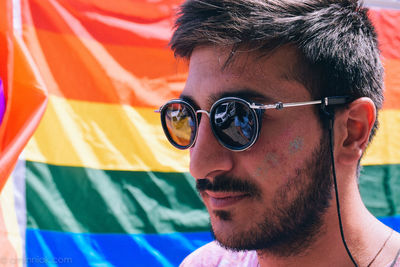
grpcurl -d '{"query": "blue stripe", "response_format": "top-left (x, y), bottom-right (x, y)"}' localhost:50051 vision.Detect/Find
top-left (26, 229), bottom-right (213, 267)
top-left (26, 216), bottom-right (399, 266)
top-left (378, 215), bottom-right (400, 233)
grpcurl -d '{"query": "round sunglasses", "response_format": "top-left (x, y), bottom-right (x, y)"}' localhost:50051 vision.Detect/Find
top-left (156, 96), bottom-right (349, 151)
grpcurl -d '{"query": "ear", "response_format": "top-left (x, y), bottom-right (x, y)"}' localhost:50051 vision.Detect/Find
top-left (335, 97), bottom-right (376, 165)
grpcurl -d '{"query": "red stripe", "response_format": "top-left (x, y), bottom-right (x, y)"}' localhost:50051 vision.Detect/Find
top-left (24, 1), bottom-right (400, 59)
top-left (23, 0), bottom-right (181, 48)
top-left (369, 9), bottom-right (400, 60)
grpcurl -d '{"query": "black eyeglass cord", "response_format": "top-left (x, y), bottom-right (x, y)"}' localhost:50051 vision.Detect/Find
top-left (328, 117), bottom-right (358, 267)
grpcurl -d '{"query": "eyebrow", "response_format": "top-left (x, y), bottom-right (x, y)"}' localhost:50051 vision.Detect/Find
top-left (179, 94), bottom-right (200, 110)
top-left (180, 88), bottom-right (277, 109)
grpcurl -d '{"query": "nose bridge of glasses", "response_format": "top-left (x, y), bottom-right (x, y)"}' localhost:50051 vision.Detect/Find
top-left (196, 110), bottom-right (210, 117)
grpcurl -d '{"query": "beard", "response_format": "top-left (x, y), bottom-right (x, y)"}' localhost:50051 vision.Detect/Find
top-left (196, 136), bottom-right (333, 257)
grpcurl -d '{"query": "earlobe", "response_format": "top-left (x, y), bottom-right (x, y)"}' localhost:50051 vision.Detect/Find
top-left (337, 97), bottom-right (376, 165)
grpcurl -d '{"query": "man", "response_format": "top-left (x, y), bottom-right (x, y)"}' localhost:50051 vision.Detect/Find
top-left (157, 0), bottom-right (400, 266)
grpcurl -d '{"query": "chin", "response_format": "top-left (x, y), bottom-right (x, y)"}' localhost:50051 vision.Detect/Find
top-left (209, 210), bottom-right (254, 251)
top-left (212, 227), bottom-right (253, 252)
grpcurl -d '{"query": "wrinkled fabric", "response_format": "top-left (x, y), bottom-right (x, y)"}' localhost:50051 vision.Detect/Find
top-left (181, 241), bottom-right (400, 267)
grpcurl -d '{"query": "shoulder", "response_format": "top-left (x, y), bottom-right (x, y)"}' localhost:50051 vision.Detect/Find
top-left (180, 241), bottom-right (258, 267)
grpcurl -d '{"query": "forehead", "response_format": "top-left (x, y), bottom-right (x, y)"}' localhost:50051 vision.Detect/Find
top-left (182, 46), bottom-right (311, 107)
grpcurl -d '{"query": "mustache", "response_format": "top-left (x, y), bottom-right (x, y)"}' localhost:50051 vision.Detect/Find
top-left (196, 175), bottom-right (261, 197)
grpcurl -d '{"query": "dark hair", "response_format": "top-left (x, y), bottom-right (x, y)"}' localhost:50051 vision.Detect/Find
top-left (169, 0), bottom-right (384, 142)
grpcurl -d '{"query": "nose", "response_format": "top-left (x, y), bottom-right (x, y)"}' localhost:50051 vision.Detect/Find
top-left (189, 115), bottom-right (234, 179)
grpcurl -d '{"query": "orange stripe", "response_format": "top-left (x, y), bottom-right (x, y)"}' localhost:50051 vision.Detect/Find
top-left (29, 27), bottom-right (188, 79)
top-left (0, 34), bottom-right (48, 190)
top-left (369, 9), bottom-right (400, 60)
top-left (383, 58), bottom-right (400, 109)
top-left (23, 26), bottom-right (187, 107)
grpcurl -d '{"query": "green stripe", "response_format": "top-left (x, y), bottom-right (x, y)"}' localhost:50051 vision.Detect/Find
top-left (359, 164), bottom-right (400, 217)
top-left (27, 161), bottom-right (400, 233)
top-left (26, 161), bottom-right (209, 234)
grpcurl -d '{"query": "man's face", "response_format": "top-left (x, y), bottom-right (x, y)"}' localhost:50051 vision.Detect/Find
top-left (182, 46), bottom-right (333, 255)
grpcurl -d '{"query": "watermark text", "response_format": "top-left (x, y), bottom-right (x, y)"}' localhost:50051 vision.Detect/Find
top-left (0, 256), bottom-right (73, 265)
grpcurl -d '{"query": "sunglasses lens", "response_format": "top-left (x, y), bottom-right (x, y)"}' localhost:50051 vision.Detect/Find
top-left (161, 102), bottom-right (196, 149)
top-left (211, 100), bottom-right (258, 150)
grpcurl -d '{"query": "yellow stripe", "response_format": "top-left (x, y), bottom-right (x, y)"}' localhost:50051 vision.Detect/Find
top-left (25, 95), bottom-right (399, 170)
top-left (25, 95), bottom-right (189, 172)
top-left (362, 109), bottom-right (400, 165)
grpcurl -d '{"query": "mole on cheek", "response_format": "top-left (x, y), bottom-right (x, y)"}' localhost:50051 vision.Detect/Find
top-left (289, 136), bottom-right (304, 154)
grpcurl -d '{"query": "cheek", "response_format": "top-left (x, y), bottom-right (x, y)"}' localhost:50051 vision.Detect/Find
top-left (249, 110), bottom-right (322, 181)
top-left (279, 127), bottom-right (305, 152)
top-left (252, 150), bottom-right (280, 179)
top-left (251, 135), bottom-right (307, 180)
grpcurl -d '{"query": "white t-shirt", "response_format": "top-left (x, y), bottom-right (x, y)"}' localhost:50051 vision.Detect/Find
top-left (180, 241), bottom-right (258, 267)
top-left (180, 241), bottom-right (400, 267)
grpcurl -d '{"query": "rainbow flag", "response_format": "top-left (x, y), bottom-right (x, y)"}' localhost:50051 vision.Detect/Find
top-left (0, 1), bottom-right (399, 266)
top-left (0, 0), bottom-right (48, 263)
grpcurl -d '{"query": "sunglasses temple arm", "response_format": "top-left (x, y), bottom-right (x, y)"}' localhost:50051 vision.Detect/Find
top-left (281, 100), bottom-right (322, 109)
top-left (283, 96), bottom-right (350, 109)
top-left (253, 100), bottom-right (321, 110)
top-left (254, 96), bottom-right (350, 110)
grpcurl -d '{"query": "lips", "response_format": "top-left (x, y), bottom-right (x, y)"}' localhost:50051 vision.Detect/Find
top-left (205, 191), bottom-right (250, 208)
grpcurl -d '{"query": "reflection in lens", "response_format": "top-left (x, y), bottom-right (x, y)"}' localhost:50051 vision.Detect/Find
top-left (214, 102), bottom-right (236, 127)
top-left (164, 103), bottom-right (195, 147)
top-left (212, 100), bottom-right (256, 148)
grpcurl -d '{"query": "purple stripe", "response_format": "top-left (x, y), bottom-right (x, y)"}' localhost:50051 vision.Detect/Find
top-left (0, 79), bottom-right (5, 125)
